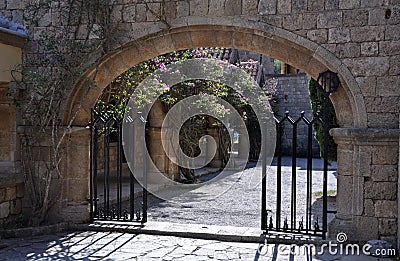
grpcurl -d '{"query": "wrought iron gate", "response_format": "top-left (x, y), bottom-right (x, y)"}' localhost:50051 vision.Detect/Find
top-left (261, 70), bottom-right (339, 239)
top-left (89, 110), bottom-right (148, 223)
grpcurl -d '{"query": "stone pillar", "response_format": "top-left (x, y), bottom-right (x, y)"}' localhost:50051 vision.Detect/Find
top-left (147, 100), bottom-right (179, 181)
top-left (55, 127), bottom-right (91, 223)
top-left (328, 128), bottom-right (399, 245)
top-left (206, 127), bottom-right (222, 168)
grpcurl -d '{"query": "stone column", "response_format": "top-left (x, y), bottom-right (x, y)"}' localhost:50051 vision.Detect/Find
top-left (56, 127), bottom-right (91, 223)
top-left (328, 128), bottom-right (400, 245)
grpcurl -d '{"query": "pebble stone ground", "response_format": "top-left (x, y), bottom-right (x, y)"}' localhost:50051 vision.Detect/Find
top-left (0, 231), bottom-right (395, 260)
top-left (144, 158), bottom-right (337, 229)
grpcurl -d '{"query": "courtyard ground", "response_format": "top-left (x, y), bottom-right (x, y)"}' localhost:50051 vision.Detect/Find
top-left (0, 230), bottom-right (395, 260)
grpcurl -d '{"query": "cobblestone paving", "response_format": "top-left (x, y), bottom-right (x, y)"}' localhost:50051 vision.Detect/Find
top-left (0, 231), bottom-right (394, 260)
top-left (145, 158), bottom-right (337, 229)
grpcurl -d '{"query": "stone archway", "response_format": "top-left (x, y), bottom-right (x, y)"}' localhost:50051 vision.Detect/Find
top-left (63, 24), bottom-right (366, 128)
top-left (60, 21), bottom-right (390, 242)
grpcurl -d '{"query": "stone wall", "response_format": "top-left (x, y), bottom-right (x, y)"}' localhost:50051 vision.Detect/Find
top-left (0, 176), bottom-right (24, 228)
top-left (272, 73), bottom-right (321, 157)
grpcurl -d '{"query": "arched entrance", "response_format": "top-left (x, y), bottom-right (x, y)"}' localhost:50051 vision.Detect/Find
top-left (60, 22), bottom-right (369, 241)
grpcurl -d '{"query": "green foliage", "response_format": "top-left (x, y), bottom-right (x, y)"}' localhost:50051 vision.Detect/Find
top-left (308, 78), bottom-right (338, 162)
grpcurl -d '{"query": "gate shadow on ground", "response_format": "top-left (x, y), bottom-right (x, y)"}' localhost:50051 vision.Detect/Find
top-left (14, 232), bottom-right (138, 260)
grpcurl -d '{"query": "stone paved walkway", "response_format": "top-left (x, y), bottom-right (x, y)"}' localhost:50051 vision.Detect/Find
top-left (143, 158), bottom-right (337, 229)
top-left (0, 231), bottom-right (395, 260)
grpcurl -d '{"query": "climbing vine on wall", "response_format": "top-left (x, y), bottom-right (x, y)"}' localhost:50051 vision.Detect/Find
top-left (12, 0), bottom-right (117, 226)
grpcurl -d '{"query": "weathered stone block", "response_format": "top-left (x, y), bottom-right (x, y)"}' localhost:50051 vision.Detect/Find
top-left (136, 4), bottom-right (147, 22)
top-left (336, 175), bottom-right (353, 215)
top-left (302, 13), bottom-right (317, 29)
top-left (0, 201), bottom-right (9, 218)
top-left (122, 4), bottom-right (135, 23)
top-left (389, 55), bottom-right (400, 75)
top-left (367, 113), bottom-right (399, 129)
top-left (368, 8), bottom-right (387, 25)
top-left (190, 0), bottom-right (208, 16)
top-left (364, 198), bottom-right (375, 216)
top-left (292, 0), bottom-right (306, 12)
top-left (350, 26), bottom-right (385, 42)
top-left (372, 146), bottom-right (399, 165)
top-left (379, 218), bottom-right (397, 235)
top-left (225, 0), bottom-right (242, 15)
top-left (374, 200), bottom-right (397, 218)
top-left (335, 43), bottom-right (360, 58)
top-left (354, 216), bottom-right (379, 240)
top-left (343, 10), bottom-right (368, 26)
top-left (164, 1), bottom-right (177, 19)
top-left (307, 29), bottom-right (327, 43)
top-left (277, 0), bottom-right (291, 14)
top-left (325, 0), bottom-right (339, 10)
top-left (379, 40), bottom-right (400, 56)
top-left (176, 1), bottom-right (190, 17)
top-left (343, 57), bottom-right (389, 76)
top-left (258, 0), bottom-right (277, 15)
top-left (337, 149), bottom-right (354, 176)
top-left (364, 181), bottom-right (397, 200)
top-left (365, 97), bottom-right (399, 113)
top-left (376, 76), bottom-right (400, 96)
top-left (283, 14), bottom-right (303, 30)
top-left (307, 0), bottom-right (324, 11)
top-left (6, 1), bottom-right (24, 9)
top-left (361, 0), bottom-right (390, 7)
top-left (242, 0), bottom-right (258, 15)
top-left (146, 3), bottom-right (161, 22)
top-left (209, 0), bottom-right (225, 16)
top-left (317, 11), bottom-right (342, 28)
top-left (370, 165), bottom-right (398, 183)
top-left (339, 0), bottom-right (360, 9)
top-left (385, 25), bottom-right (400, 40)
top-left (361, 42), bottom-right (379, 56)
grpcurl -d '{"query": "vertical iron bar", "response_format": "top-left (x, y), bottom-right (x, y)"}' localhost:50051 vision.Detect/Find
top-left (142, 122), bottom-right (148, 223)
top-left (322, 95), bottom-right (329, 239)
top-left (276, 122), bottom-right (282, 230)
top-left (306, 120), bottom-right (313, 232)
top-left (261, 124), bottom-right (267, 231)
top-left (117, 120), bottom-right (122, 220)
top-left (291, 120), bottom-right (297, 231)
top-left (103, 124), bottom-right (108, 219)
top-left (130, 123), bottom-right (135, 221)
top-left (93, 125), bottom-right (98, 219)
top-left (89, 110), bottom-right (94, 221)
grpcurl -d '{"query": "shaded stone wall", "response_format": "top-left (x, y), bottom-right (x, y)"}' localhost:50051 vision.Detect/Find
top-left (272, 73), bottom-right (321, 157)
